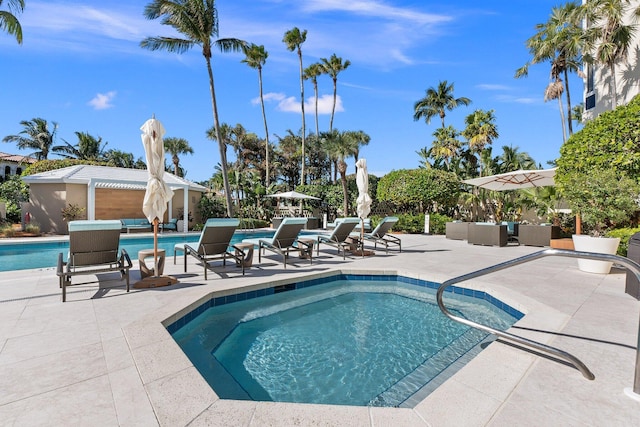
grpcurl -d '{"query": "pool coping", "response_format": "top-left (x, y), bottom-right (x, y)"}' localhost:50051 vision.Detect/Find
top-left (122, 267), bottom-right (568, 426)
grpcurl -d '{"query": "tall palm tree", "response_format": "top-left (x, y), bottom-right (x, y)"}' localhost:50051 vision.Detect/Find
top-left (581, 0), bottom-right (640, 107)
top-left (498, 145), bottom-right (537, 172)
top-left (53, 131), bottom-right (108, 161)
top-left (283, 27), bottom-right (307, 185)
top-left (0, 0), bottom-right (24, 44)
top-left (141, 0), bottom-right (246, 217)
top-left (3, 117), bottom-right (58, 160)
top-left (242, 43), bottom-right (271, 186)
top-left (515, 2), bottom-right (584, 138)
top-left (413, 80), bottom-right (472, 128)
top-left (103, 149), bottom-right (140, 169)
top-left (163, 137), bottom-right (193, 177)
top-left (320, 54), bottom-right (351, 132)
top-left (343, 130), bottom-right (370, 162)
top-left (303, 63), bottom-right (323, 141)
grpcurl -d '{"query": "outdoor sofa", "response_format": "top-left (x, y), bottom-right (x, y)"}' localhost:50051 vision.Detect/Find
top-left (120, 218), bottom-right (151, 233)
top-left (467, 223), bottom-right (508, 247)
top-left (445, 221), bottom-right (469, 240)
top-left (518, 224), bottom-right (561, 247)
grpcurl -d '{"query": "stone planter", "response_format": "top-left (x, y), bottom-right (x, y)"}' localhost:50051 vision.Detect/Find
top-left (572, 234), bottom-right (620, 274)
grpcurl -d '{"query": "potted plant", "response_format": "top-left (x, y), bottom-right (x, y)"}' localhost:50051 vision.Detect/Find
top-left (559, 168), bottom-right (639, 273)
top-left (61, 203), bottom-right (86, 234)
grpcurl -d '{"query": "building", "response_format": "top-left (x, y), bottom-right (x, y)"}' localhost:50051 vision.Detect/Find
top-left (22, 165), bottom-right (207, 234)
top-left (0, 152), bottom-right (36, 180)
top-left (583, 0), bottom-right (640, 120)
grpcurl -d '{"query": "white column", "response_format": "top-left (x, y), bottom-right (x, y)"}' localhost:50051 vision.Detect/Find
top-left (182, 185), bottom-right (188, 232)
top-left (87, 180), bottom-right (96, 220)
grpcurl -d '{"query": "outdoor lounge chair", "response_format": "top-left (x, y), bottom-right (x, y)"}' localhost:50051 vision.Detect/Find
top-left (242, 217), bottom-right (311, 268)
top-left (305, 217), bottom-right (360, 259)
top-left (57, 220), bottom-right (132, 302)
top-left (183, 218), bottom-right (245, 279)
top-left (355, 216), bottom-right (401, 253)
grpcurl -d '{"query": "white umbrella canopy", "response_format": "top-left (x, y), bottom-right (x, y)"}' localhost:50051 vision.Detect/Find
top-left (136, 116), bottom-right (177, 288)
top-left (463, 168), bottom-right (556, 191)
top-left (265, 190), bottom-right (320, 200)
top-left (141, 117), bottom-right (174, 223)
top-left (356, 158), bottom-right (372, 219)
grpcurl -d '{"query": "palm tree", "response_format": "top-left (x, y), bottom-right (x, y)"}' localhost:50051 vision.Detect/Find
top-left (320, 54), bottom-right (351, 132)
top-left (581, 0), bottom-right (640, 108)
top-left (163, 137), bottom-right (193, 177)
top-left (343, 130), bottom-right (370, 162)
top-left (430, 125), bottom-right (461, 171)
top-left (322, 130), bottom-right (358, 215)
top-left (103, 149), bottom-right (140, 169)
top-left (0, 0), bottom-right (24, 44)
top-left (3, 118), bottom-right (58, 160)
top-left (242, 43), bottom-right (271, 186)
top-left (515, 2), bottom-right (584, 138)
top-left (140, 0), bottom-right (246, 217)
top-left (283, 27), bottom-right (307, 185)
top-left (498, 145), bottom-right (537, 172)
top-left (413, 80), bottom-right (472, 128)
top-left (53, 132), bottom-right (108, 161)
top-left (461, 109), bottom-right (499, 156)
top-left (303, 63), bottom-right (323, 140)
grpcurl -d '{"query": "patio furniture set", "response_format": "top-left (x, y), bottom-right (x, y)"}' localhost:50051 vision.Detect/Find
top-left (445, 221), bottom-right (562, 247)
top-left (57, 216), bottom-right (402, 302)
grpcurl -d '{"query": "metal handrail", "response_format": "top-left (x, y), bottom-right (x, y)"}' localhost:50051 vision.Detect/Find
top-left (436, 248), bottom-right (640, 395)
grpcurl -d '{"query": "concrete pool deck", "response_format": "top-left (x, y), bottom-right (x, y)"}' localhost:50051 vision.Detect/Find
top-left (0, 233), bottom-right (639, 426)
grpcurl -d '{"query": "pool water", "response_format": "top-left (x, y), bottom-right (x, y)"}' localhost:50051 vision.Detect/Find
top-left (170, 275), bottom-right (521, 407)
top-left (0, 230), bottom-right (277, 272)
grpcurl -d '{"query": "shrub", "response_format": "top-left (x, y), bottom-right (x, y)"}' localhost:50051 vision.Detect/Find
top-left (393, 213), bottom-right (424, 234)
top-left (61, 203), bottom-right (86, 221)
top-left (429, 213), bottom-right (453, 235)
top-left (606, 227), bottom-right (640, 257)
top-left (377, 168), bottom-right (460, 213)
top-left (197, 194), bottom-right (226, 220)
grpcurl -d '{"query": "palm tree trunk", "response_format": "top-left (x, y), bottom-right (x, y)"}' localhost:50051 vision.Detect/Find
top-left (330, 78), bottom-right (337, 132)
top-left (563, 68), bottom-right (573, 135)
top-left (557, 95), bottom-right (567, 144)
top-left (298, 49), bottom-right (306, 186)
top-left (206, 57), bottom-right (234, 217)
top-left (258, 69), bottom-right (270, 187)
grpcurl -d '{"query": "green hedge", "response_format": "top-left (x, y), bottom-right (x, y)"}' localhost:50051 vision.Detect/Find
top-left (605, 227), bottom-right (640, 257)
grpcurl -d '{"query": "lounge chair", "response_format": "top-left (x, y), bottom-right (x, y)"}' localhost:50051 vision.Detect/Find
top-left (305, 217), bottom-right (360, 259)
top-left (242, 217), bottom-right (311, 268)
top-left (354, 216), bottom-right (401, 253)
top-left (57, 220), bottom-right (132, 302)
top-left (183, 218), bottom-right (246, 279)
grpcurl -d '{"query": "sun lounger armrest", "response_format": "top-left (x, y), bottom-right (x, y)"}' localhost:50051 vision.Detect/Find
top-left (230, 244), bottom-right (245, 259)
top-left (57, 252), bottom-right (65, 276)
top-left (119, 248), bottom-right (133, 268)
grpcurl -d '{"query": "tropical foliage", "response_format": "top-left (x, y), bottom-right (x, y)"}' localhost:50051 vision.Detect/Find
top-left (0, 0), bottom-right (23, 44)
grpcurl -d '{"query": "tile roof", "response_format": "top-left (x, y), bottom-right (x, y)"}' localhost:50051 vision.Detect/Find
top-left (0, 151), bottom-right (37, 164)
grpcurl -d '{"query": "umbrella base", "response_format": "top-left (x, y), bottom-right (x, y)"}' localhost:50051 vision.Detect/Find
top-left (350, 249), bottom-right (374, 257)
top-left (134, 275), bottom-right (179, 289)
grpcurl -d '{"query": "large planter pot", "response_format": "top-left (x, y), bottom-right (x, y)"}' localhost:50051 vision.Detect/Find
top-left (572, 234), bottom-right (620, 274)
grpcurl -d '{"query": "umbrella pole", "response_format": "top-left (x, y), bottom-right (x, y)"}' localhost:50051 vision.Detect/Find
top-left (153, 218), bottom-right (159, 276)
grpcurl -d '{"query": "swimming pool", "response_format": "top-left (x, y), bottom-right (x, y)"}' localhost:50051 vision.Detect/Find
top-left (169, 273), bottom-right (522, 407)
top-left (0, 230), bottom-right (278, 272)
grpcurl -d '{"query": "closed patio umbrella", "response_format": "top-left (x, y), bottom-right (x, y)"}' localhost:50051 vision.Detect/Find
top-left (136, 116), bottom-right (178, 288)
top-left (355, 158), bottom-right (373, 255)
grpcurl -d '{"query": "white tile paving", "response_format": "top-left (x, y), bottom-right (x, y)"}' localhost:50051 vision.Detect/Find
top-left (0, 234), bottom-right (639, 426)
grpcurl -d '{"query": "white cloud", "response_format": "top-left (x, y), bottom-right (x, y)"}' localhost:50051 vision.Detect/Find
top-left (260, 92), bottom-right (343, 114)
top-left (477, 84), bottom-right (512, 91)
top-left (88, 91), bottom-right (117, 110)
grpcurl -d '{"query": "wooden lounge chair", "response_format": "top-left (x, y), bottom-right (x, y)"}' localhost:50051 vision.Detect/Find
top-left (355, 216), bottom-right (401, 253)
top-left (242, 217), bottom-right (311, 268)
top-left (57, 220), bottom-right (132, 302)
top-left (183, 218), bottom-right (245, 279)
top-left (305, 217), bottom-right (360, 259)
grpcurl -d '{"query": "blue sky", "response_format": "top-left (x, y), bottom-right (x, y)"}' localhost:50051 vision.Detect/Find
top-left (1, 0), bottom-right (582, 182)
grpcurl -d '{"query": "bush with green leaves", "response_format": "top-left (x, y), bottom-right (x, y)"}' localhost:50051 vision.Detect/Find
top-left (0, 175), bottom-right (29, 223)
top-left (429, 213), bottom-right (453, 235)
top-left (606, 227), bottom-right (640, 257)
top-left (556, 95), bottom-right (640, 236)
top-left (376, 169), bottom-right (460, 213)
top-left (558, 169), bottom-right (639, 236)
top-left (197, 194), bottom-right (226, 220)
